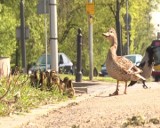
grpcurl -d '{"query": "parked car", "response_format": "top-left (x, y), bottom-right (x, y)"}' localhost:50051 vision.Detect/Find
top-left (124, 54), bottom-right (142, 66)
top-left (99, 54), bottom-right (143, 76)
top-left (99, 63), bottom-right (108, 76)
top-left (29, 53), bottom-right (73, 74)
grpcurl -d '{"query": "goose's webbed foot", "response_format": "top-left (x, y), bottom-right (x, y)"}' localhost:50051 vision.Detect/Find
top-left (109, 89), bottom-right (119, 96)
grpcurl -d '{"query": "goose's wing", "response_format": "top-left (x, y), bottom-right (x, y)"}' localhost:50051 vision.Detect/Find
top-left (115, 56), bottom-right (140, 73)
top-left (116, 56), bottom-right (145, 80)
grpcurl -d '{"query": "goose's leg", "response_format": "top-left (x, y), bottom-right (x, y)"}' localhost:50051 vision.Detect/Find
top-left (142, 80), bottom-right (148, 89)
top-left (116, 80), bottom-right (119, 91)
top-left (124, 81), bottom-right (127, 94)
top-left (109, 80), bottom-right (119, 96)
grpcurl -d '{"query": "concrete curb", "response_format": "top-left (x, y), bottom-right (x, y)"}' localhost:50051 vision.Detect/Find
top-left (73, 81), bottom-right (104, 87)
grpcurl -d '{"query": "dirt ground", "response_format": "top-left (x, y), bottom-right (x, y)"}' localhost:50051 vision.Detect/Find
top-left (18, 81), bottom-right (160, 128)
top-left (1, 81), bottom-right (160, 128)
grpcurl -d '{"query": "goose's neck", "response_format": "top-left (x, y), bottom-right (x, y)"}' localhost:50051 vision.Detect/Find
top-left (109, 37), bottom-right (118, 56)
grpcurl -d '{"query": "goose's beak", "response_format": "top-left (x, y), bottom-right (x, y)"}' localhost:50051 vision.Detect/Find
top-left (102, 32), bottom-right (109, 37)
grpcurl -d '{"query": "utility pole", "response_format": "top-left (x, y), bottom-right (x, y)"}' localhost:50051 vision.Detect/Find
top-left (44, 0), bottom-right (48, 71)
top-left (37, 0), bottom-right (49, 71)
top-left (126, 0), bottom-right (129, 54)
top-left (116, 0), bottom-right (122, 56)
top-left (15, 40), bottom-right (19, 67)
top-left (20, 0), bottom-right (27, 73)
top-left (157, 24), bottom-right (160, 39)
top-left (49, 0), bottom-right (58, 72)
top-left (124, 0), bottom-right (131, 55)
top-left (87, 0), bottom-right (94, 80)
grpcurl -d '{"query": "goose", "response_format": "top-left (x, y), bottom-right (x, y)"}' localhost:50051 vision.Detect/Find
top-left (102, 28), bottom-right (146, 96)
top-left (128, 46), bottom-right (155, 88)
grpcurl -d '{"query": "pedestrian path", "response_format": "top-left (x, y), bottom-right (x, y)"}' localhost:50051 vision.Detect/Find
top-left (0, 81), bottom-right (159, 128)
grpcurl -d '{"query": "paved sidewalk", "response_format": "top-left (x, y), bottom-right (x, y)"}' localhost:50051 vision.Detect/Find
top-left (0, 81), bottom-right (159, 128)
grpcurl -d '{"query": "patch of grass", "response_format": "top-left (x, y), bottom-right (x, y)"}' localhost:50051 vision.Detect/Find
top-left (0, 73), bottom-right (115, 116)
top-left (122, 115), bottom-right (160, 128)
top-left (92, 76), bottom-right (116, 82)
top-left (149, 118), bottom-right (160, 124)
top-left (72, 124), bottom-right (80, 128)
top-left (122, 115), bottom-right (145, 127)
top-left (0, 75), bottom-right (68, 116)
top-left (59, 74), bottom-right (116, 83)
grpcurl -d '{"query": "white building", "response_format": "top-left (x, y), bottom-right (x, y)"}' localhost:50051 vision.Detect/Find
top-left (150, 11), bottom-right (160, 38)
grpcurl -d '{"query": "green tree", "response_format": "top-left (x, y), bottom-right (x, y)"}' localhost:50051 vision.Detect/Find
top-left (0, 0), bottom-right (159, 75)
top-left (0, 3), bottom-right (17, 58)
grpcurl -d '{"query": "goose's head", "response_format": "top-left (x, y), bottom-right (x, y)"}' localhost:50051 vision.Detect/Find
top-left (102, 28), bottom-right (117, 44)
top-left (146, 46), bottom-right (155, 67)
